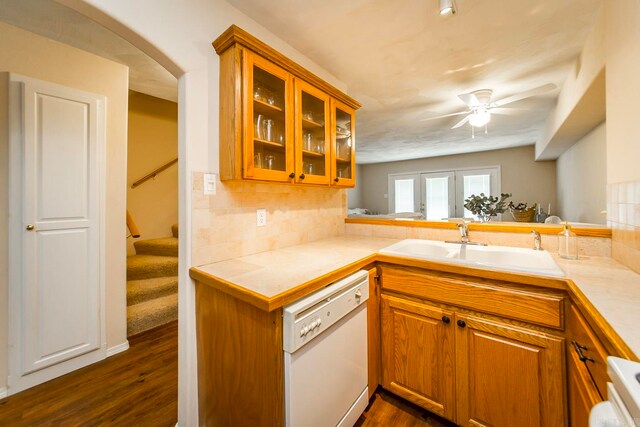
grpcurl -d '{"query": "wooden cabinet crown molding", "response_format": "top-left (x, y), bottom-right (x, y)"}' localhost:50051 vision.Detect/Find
top-left (213, 25), bottom-right (361, 110)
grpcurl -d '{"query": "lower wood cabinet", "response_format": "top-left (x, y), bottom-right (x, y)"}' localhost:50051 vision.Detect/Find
top-left (381, 295), bottom-right (456, 420)
top-left (381, 294), bottom-right (566, 427)
top-left (455, 314), bottom-right (565, 427)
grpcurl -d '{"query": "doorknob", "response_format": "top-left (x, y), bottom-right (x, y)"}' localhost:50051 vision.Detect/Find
top-left (26, 224), bottom-right (35, 231)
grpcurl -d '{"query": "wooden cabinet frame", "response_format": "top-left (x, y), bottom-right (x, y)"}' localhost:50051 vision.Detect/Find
top-left (242, 50), bottom-right (295, 182)
top-left (330, 99), bottom-right (356, 187)
top-left (214, 25), bottom-right (360, 186)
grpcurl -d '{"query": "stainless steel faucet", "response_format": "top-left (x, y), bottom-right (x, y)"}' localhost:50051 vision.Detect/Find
top-left (458, 222), bottom-right (470, 244)
top-left (531, 230), bottom-right (543, 250)
top-left (445, 222), bottom-right (487, 246)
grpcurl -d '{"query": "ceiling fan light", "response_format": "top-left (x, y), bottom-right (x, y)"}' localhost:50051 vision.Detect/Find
top-left (439, 0), bottom-right (455, 15)
top-left (468, 109), bottom-right (491, 128)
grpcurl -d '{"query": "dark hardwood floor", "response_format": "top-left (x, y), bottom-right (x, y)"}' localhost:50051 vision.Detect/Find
top-left (0, 321), bottom-right (178, 427)
top-left (1, 320), bottom-right (453, 426)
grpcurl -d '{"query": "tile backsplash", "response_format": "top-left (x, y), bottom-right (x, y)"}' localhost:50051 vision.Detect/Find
top-left (608, 180), bottom-right (640, 274)
top-left (345, 223), bottom-right (611, 257)
top-left (191, 172), bottom-right (346, 266)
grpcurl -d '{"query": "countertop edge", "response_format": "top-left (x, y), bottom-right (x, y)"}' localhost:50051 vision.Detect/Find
top-left (190, 250), bottom-right (638, 361)
top-left (190, 254), bottom-right (378, 311)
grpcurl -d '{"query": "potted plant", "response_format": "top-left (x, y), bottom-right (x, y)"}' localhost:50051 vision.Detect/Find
top-left (463, 193), bottom-right (511, 222)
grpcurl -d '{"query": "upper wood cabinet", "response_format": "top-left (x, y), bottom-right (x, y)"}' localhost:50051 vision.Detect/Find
top-left (213, 25), bottom-right (360, 186)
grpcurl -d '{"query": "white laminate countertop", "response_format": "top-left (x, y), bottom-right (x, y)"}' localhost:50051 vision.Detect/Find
top-left (192, 236), bottom-right (640, 358)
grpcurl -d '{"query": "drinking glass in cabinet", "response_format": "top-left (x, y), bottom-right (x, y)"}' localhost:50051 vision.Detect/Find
top-left (303, 132), bottom-right (313, 151)
top-left (264, 155), bottom-right (275, 170)
top-left (255, 114), bottom-right (264, 140)
top-left (304, 162), bottom-right (314, 175)
top-left (254, 152), bottom-right (263, 169)
top-left (263, 119), bottom-right (274, 142)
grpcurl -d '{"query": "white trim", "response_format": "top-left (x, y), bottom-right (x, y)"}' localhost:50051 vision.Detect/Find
top-left (106, 341), bottom-right (130, 357)
top-left (0, 387), bottom-right (7, 399)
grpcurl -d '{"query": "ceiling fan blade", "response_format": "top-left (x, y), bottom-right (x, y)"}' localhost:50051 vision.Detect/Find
top-left (451, 115), bottom-right (470, 129)
top-left (490, 107), bottom-right (528, 116)
top-left (420, 110), bottom-right (469, 121)
top-left (493, 83), bottom-right (556, 107)
top-left (458, 93), bottom-right (480, 107)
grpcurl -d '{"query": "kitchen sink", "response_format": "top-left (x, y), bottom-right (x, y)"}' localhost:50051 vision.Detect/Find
top-left (379, 239), bottom-right (565, 277)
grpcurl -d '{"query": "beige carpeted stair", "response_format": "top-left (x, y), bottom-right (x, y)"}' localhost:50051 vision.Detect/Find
top-left (127, 224), bottom-right (179, 336)
top-left (134, 237), bottom-right (179, 257)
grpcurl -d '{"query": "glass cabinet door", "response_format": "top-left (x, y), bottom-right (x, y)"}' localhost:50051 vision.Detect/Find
top-left (243, 51), bottom-right (294, 182)
top-left (331, 100), bottom-right (356, 187)
top-left (295, 79), bottom-right (331, 185)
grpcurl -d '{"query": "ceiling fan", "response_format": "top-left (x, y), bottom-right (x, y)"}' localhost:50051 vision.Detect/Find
top-left (421, 83), bottom-right (556, 132)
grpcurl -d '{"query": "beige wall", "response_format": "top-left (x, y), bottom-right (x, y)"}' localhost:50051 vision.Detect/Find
top-left (537, 9), bottom-right (605, 159)
top-left (357, 146), bottom-right (557, 217)
top-left (191, 174), bottom-right (346, 266)
top-left (346, 164), bottom-right (363, 209)
top-left (604, 0), bottom-right (640, 271)
top-left (0, 73), bottom-right (8, 393)
top-left (0, 22), bottom-right (129, 391)
top-left (606, 0), bottom-right (640, 184)
top-left (127, 91), bottom-right (178, 255)
top-left (557, 122), bottom-right (607, 224)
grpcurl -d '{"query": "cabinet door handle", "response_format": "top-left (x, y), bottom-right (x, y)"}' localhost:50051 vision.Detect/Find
top-left (289, 172), bottom-right (295, 179)
top-left (441, 316), bottom-right (450, 324)
top-left (457, 319), bottom-right (466, 328)
top-left (299, 173), bottom-right (305, 180)
top-left (334, 177), bottom-right (339, 183)
top-left (572, 340), bottom-right (595, 363)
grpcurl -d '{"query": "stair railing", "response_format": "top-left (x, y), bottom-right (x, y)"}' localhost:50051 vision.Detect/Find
top-left (131, 158), bottom-right (178, 189)
top-left (127, 209), bottom-right (141, 238)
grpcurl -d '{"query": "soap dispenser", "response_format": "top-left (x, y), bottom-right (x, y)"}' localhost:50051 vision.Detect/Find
top-left (558, 222), bottom-right (578, 259)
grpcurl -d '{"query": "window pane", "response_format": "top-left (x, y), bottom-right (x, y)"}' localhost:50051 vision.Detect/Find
top-left (394, 179), bottom-right (414, 213)
top-left (463, 174), bottom-right (491, 218)
top-left (425, 177), bottom-right (449, 220)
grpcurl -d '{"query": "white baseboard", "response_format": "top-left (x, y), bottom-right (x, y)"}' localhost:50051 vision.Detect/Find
top-left (106, 341), bottom-right (129, 357)
top-left (0, 387), bottom-right (7, 399)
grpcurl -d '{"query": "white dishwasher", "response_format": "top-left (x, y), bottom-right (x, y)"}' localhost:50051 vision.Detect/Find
top-left (283, 270), bottom-right (369, 427)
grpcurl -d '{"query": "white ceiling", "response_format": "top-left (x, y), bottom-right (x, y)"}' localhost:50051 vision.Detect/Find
top-left (1, 0), bottom-right (602, 163)
top-left (227, 0), bottom-right (602, 163)
top-left (0, 0), bottom-right (178, 102)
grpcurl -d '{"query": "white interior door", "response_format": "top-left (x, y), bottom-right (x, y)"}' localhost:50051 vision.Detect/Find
top-left (8, 74), bottom-right (106, 394)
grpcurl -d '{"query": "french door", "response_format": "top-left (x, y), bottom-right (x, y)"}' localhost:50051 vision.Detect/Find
top-left (389, 167), bottom-right (500, 220)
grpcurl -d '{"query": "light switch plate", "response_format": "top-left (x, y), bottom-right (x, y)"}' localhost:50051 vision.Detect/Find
top-left (257, 208), bottom-right (267, 227)
top-left (204, 173), bottom-right (217, 195)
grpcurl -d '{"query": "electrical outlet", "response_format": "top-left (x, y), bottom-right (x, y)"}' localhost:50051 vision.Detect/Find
top-left (256, 208), bottom-right (267, 226)
top-left (203, 173), bottom-right (217, 195)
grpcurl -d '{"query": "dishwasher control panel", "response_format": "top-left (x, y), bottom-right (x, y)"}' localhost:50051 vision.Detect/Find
top-left (283, 270), bottom-right (369, 353)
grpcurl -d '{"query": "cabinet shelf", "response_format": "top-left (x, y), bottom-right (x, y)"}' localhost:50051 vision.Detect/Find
top-left (302, 117), bottom-right (325, 129)
top-left (335, 157), bottom-right (351, 163)
top-left (336, 131), bottom-right (351, 138)
top-left (254, 138), bottom-right (285, 148)
top-left (254, 98), bottom-right (284, 115)
top-left (302, 149), bottom-right (325, 158)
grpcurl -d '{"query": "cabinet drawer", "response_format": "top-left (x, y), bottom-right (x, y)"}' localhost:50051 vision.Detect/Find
top-left (568, 304), bottom-right (609, 397)
top-left (380, 265), bottom-right (564, 329)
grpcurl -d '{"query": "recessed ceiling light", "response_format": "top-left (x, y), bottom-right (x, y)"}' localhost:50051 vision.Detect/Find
top-left (439, 0), bottom-right (456, 15)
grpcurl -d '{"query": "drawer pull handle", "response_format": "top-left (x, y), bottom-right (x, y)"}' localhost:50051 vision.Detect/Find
top-left (457, 319), bottom-right (466, 328)
top-left (289, 172), bottom-right (295, 179)
top-left (572, 340), bottom-right (594, 363)
top-left (441, 316), bottom-right (450, 324)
